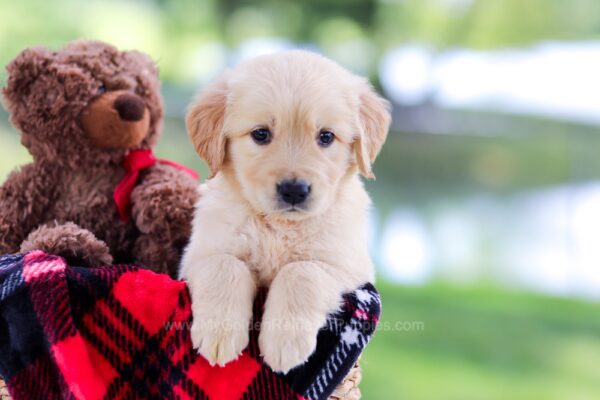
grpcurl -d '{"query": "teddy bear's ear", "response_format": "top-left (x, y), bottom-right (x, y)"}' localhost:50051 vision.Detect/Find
top-left (2, 47), bottom-right (53, 108)
top-left (354, 83), bottom-right (391, 179)
top-left (186, 75), bottom-right (229, 178)
top-left (135, 50), bottom-right (157, 70)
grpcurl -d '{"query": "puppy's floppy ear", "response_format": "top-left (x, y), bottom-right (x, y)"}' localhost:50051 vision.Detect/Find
top-left (354, 84), bottom-right (391, 179)
top-left (186, 75), bottom-right (229, 177)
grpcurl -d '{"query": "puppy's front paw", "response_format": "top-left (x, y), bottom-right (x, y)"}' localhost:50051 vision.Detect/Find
top-left (190, 311), bottom-right (250, 367)
top-left (183, 254), bottom-right (256, 367)
top-left (259, 317), bottom-right (319, 373)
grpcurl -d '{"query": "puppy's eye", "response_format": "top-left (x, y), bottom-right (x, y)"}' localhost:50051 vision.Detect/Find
top-left (98, 83), bottom-right (107, 94)
top-left (250, 128), bottom-right (272, 145)
top-left (317, 130), bottom-right (335, 147)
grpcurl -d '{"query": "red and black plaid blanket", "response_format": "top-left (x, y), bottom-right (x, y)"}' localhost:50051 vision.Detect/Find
top-left (0, 251), bottom-right (380, 400)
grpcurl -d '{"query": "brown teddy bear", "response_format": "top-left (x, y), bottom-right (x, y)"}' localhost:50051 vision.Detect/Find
top-left (0, 40), bottom-right (199, 277)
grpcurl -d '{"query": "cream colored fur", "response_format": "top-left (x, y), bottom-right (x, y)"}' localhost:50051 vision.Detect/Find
top-left (180, 50), bottom-right (390, 373)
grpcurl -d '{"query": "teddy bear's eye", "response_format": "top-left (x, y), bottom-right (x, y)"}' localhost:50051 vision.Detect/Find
top-left (98, 83), bottom-right (107, 94)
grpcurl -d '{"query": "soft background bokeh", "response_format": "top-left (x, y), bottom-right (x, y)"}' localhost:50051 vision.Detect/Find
top-left (1, 0), bottom-right (600, 398)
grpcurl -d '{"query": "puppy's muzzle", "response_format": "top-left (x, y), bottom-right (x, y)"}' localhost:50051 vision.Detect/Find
top-left (277, 179), bottom-right (311, 206)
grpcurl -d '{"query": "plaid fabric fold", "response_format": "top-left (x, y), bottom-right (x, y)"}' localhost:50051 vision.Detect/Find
top-left (0, 252), bottom-right (380, 400)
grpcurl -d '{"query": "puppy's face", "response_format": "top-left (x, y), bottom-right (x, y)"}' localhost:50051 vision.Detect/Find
top-left (187, 51), bottom-right (390, 220)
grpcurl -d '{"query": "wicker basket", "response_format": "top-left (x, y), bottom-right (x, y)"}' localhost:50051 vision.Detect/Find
top-left (329, 363), bottom-right (362, 400)
top-left (0, 364), bottom-right (361, 399)
top-left (0, 379), bottom-right (9, 400)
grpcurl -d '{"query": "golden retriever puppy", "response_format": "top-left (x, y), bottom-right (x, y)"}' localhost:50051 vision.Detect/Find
top-left (180, 50), bottom-right (390, 373)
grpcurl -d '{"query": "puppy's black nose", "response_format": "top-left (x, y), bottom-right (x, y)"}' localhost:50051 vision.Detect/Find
top-left (277, 179), bottom-right (311, 206)
top-left (114, 93), bottom-right (145, 122)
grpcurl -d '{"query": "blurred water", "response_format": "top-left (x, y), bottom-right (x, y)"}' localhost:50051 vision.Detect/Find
top-left (377, 182), bottom-right (600, 300)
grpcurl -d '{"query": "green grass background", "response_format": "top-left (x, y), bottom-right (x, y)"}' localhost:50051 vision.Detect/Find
top-left (363, 283), bottom-right (600, 399)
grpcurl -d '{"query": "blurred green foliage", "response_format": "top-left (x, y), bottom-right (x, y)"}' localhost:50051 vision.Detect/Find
top-left (372, 124), bottom-right (600, 203)
top-left (2, 0), bottom-right (600, 84)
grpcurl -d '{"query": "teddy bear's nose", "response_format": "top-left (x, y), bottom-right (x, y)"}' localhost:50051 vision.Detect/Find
top-left (113, 93), bottom-right (146, 122)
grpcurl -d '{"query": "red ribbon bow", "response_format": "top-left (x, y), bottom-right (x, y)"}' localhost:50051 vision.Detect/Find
top-left (113, 149), bottom-right (199, 222)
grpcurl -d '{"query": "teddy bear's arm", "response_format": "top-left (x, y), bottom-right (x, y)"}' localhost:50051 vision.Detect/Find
top-left (0, 164), bottom-right (55, 254)
top-left (131, 164), bottom-right (199, 236)
top-left (130, 164), bottom-right (199, 275)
